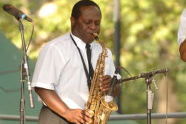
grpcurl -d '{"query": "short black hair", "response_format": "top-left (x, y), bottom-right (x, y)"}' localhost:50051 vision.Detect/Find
top-left (71, 0), bottom-right (101, 19)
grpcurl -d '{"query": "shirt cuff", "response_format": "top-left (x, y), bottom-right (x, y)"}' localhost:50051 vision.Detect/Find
top-left (31, 82), bottom-right (55, 90)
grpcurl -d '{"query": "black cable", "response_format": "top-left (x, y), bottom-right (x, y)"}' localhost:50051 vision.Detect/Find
top-left (26, 23), bottom-right (34, 53)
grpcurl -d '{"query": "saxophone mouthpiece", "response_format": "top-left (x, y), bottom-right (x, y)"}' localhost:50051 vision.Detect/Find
top-left (93, 33), bottom-right (99, 40)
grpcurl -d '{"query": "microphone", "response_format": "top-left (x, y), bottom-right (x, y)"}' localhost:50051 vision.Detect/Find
top-left (3, 4), bottom-right (32, 22)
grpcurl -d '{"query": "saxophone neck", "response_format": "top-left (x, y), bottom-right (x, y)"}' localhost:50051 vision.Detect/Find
top-left (93, 33), bottom-right (107, 53)
top-left (93, 33), bottom-right (99, 41)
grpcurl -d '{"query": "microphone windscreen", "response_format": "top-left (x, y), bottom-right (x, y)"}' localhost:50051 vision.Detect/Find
top-left (2, 4), bottom-right (32, 22)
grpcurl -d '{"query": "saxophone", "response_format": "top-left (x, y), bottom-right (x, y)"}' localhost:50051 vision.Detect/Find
top-left (85, 33), bottom-right (118, 124)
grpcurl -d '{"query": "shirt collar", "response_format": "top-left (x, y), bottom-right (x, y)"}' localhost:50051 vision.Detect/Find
top-left (71, 33), bottom-right (95, 50)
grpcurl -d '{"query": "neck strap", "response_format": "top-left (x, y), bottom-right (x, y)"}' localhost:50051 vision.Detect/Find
top-left (70, 34), bottom-right (91, 89)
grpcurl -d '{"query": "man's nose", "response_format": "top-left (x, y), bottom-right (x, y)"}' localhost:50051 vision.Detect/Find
top-left (89, 23), bottom-right (97, 30)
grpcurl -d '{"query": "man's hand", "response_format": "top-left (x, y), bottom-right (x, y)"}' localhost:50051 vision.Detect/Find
top-left (179, 39), bottom-right (186, 62)
top-left (35, 88), bottom-right (91, 124)
top-left (63, 108), bottom-right (91, 124)
top-left (99, 75), bottom-right (121, 96)
top-left (99, 75), bottom-right (112, 92)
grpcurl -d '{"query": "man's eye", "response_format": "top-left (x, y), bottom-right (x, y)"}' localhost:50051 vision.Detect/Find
top-left (85, 21), bottom-right (91, 24)
top-left (95, 22), bottom-right (100, 26)
top-left (84, 21), bottom-right (100, 26)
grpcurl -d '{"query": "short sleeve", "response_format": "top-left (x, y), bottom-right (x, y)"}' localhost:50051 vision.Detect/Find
top-left (178, 9), bottom-right (186, 45)
top-left (31, 44), bottom-right (65, 90)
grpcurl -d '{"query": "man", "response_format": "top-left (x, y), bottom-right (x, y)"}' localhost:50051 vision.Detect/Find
top-left (179, 40), bottom-right (186, 61)
top-left (32, 0), bottom-right (116, 124)
top-left (178, 9), bottom-right (186, 61)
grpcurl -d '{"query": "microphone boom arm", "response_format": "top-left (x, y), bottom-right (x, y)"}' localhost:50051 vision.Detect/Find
top-left (118, 68), bottom-right (168, 84)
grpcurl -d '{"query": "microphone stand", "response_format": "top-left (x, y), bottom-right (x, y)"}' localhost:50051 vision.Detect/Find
top-left (118, 68), bottom-right (168, 124)
top-left (18, 20), bottom-right (34, 124)
top-left (146, 76), bottom-right (153, 124)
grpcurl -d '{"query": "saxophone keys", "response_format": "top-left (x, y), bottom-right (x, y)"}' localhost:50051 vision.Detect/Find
top-left (86, 109), bottom-right (94, 117)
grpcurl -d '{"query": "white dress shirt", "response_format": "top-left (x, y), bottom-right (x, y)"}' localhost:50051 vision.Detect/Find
top-left (31, 32), bottom-right (116, 109)
top-left (178, 9), bottom-right (186, 45)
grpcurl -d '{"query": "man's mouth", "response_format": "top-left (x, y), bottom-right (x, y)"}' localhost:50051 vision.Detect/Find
top-left (92, 33), bottom-right (99, 40)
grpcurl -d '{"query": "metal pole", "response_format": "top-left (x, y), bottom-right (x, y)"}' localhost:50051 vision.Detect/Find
top-left (19, 20), bottom-right (26, 124)
top-left (1, 112), bottom-right (186, 121)
top-left (109, 112), bottom-right (186, 120)
top-left (113, 0), bottom-right (121, 67)
top-left (113, 0), bottom-right (122, 114)
top-left (146, 78), bottom-right (152, 124)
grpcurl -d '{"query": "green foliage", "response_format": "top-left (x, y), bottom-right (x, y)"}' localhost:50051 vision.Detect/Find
top-left (1, 0), bottom-right (186, 124)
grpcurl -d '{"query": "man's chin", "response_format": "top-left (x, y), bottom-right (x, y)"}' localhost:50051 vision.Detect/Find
top-left (85, 36), bottom-right (95, 43)
top-left (82, 34), bottom-right (96, 43)
top-left (85, 39), bottom-right (94, 43)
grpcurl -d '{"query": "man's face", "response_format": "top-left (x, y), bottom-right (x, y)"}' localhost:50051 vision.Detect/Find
top-left (71, 6), bottom-right (101, 43)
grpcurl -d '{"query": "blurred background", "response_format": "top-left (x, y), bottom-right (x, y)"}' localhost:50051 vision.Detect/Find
top-left (0, 0), bottom-right (186, 124)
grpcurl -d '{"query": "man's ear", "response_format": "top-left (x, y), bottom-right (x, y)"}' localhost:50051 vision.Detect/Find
top-left (70, 17), bottom-right (75, 27)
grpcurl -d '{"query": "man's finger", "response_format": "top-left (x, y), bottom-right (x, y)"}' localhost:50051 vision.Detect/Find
top-left (102, 75), bottom-right (111, 81)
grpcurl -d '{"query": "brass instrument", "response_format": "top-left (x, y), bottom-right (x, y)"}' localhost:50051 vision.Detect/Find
top-left (85, 33), bottom-right (118, 124)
